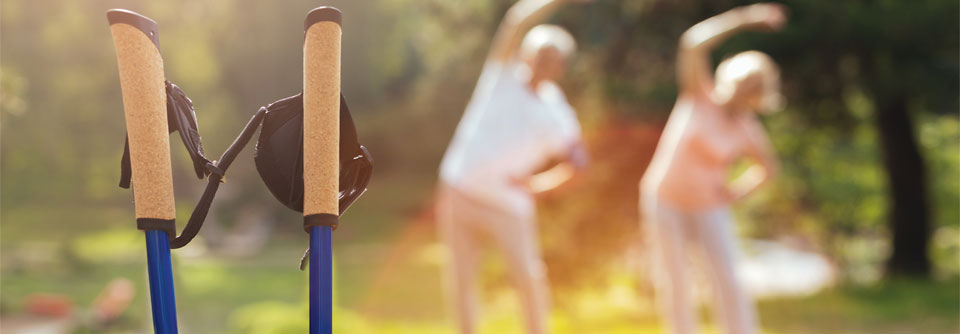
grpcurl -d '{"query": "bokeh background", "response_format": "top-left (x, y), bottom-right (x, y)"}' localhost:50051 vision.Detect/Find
top-left (1, 0), bottom-right (958, 333)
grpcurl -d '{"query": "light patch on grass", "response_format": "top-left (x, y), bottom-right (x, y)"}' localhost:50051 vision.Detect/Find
top-left (70, 228), bottom-right (141, 263)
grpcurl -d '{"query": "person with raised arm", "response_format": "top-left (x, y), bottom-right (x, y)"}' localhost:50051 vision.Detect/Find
top-left (437, 0), bottom-right (590, 333)
top-left (639, 3), bottom-right (787, 334)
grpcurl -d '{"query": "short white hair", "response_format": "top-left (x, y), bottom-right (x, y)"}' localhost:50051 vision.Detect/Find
top-left (520, 24), bottom-right (577, 60)
top-left (715, 50), bottom-right (784, 111)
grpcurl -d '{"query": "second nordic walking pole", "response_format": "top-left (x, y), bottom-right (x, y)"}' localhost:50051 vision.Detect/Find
top-left (303, 7), bottom-right (342, 334)
top-left (106, 9), bottom-right (179, 333)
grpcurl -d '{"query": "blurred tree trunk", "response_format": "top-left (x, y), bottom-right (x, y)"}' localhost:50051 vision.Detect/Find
top-left (873, 92), bottom-right (932, 277)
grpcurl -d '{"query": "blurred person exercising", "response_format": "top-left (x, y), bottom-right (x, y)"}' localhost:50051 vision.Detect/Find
top-left (437, 0), bottom-right (589, 333)
top-left (639, 3), bottom-right (787, 334)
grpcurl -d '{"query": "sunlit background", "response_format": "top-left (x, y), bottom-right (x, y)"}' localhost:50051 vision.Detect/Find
top-left (2, 0), bottom-right (958, 333)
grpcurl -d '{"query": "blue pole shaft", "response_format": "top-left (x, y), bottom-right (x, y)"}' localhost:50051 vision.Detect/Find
top-left (309, 225), bottom-right (334, 334)
top-left (145, 230), bottom-right (179, 334)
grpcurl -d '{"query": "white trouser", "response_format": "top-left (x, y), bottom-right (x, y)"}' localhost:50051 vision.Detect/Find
top-left (642, 197), bottom-right (758, 334)
top-left (437, 185), bottom-right (550, 334)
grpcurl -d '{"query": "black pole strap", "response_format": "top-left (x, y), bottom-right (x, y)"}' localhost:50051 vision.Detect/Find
top-left (120, 81), bottom-right (212, 189)
top-left (168, 107), bottom-right (267, 249)
top-left (122, 84), bottom-right (372, 255)
top-left (120, 137), bottom-right (132, 188)
top-left (120, 81), bottom-right (266, 248)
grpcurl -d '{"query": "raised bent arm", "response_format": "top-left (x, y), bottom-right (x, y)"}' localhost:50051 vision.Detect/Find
top-left (487, 0), bottom-right (571, 63)
top-left (677, 3), bottom-right (786, 98)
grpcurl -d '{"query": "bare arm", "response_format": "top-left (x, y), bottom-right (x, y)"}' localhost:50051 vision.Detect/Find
top-left (728, 115), bottom-right (779, 200)
top-left (677, 3), bottom-right (787, 98)
top-left (487, 0), bottom-right (572, 63)
top-left (529, 162), bottom-right (578, 194)
top-left (523, 143), bottom-right (588, 194)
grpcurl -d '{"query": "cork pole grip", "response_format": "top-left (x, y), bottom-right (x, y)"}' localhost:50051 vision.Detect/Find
top-left (302, 7), bottom-right (342, 217)
top-left (108, 10), bottom-right (176, 220)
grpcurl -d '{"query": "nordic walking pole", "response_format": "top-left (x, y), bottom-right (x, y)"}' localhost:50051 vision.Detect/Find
top-left (107, 9), bottom-right (179, 333)
top-left (303, 7), bottom-right (342, 334)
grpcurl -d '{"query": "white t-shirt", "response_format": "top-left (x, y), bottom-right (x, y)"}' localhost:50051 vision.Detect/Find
top-left (440, 60), bottom-right (582, 217)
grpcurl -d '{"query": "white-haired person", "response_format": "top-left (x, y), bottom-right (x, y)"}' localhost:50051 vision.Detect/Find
top-left (437, 0), bottom-right (590, 333)
top-left (639, 3), bottom-right (787, 334)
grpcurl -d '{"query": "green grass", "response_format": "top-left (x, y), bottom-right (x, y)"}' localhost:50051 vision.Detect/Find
top-left (2, 235), bottom-right (957, 334)
top-left (759, 279), bottom-right (960, 334)
top-left (2, 175), bottom-right (957, 333)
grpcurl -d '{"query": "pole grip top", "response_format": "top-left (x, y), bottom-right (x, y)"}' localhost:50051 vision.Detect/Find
top-left (304, 6), bottom-right (342, 32)
top-left (106, 9), bottom-right (159, 49)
